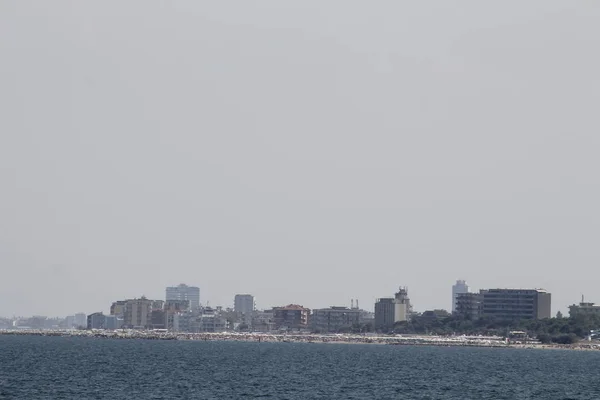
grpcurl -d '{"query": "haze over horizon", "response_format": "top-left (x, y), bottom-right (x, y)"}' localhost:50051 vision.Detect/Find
top-left (1, 1), bottom-right (599, 317)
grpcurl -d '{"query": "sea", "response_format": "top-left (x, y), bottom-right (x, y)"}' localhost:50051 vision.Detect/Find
top-left (1, 335), bottom-right (599, 399)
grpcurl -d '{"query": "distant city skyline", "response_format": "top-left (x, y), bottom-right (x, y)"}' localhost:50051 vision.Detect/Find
top-left (0, 280), bottom-right (565, 320)
top-left (2, 1), bottom-right (600, 317)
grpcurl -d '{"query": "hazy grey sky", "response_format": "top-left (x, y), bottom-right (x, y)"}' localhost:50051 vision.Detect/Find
top-left (1, 1), bottom-right (599, 317)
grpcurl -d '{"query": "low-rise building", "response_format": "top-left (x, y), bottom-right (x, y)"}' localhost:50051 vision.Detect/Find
top-left (199, 314), bottom-right (227, 332)
top-left (150, 309), bottom-right (166, 330)
top-left (569, 300), bottom-right (600, 317)
top-left (420, 309), bottom-right (451, 322)
top-left (104, 315), bottom-right (123, 330)
top-left (311, 307), bottom-right (360, 333)
top-left (87, 312), bottom-right (105, 329)
top-left (273, 304), bottom-right (310, 331)
top-left (252, 310), bottom-right (275, 332)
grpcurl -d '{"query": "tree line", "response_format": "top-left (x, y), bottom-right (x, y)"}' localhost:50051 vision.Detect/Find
top-left (381, 312), bottom-right (600, 344)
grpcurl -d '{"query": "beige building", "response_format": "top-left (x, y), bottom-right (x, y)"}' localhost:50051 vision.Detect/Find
top-left (123, 297), bottom-right (155, 328)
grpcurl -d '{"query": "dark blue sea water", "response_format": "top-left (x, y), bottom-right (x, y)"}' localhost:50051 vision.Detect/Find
top-left (1, 335), bottom-right (599, 399)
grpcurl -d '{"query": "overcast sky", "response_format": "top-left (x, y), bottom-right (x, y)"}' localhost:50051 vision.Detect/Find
top-left (1, 1), bottom-right (599, 317)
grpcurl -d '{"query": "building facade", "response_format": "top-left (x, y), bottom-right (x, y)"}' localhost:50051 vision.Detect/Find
top-left (87, 312), bottom-right (105, 329)
top-left (452, 280), bottom-right (470, 313)
top-left (482, 289), bottom-right (551, 320)
top-left (455, 291), bottom-right (484, 319)
top-left (110, 301), bottom-right (127, 317)
top-left (150, 309), bottom-right (166, 330)
top-left (374, 287), bottom-right (412, 330)
top-left (165, 299), bottom-right (189, 312)
top-left (569, 300), bottom-right (600, 317)
top-left (234, 294), bottom-right (255, 317)
top-left (65, 315), bottom-right (75, 329)
top-left (74, 313), bottom-right (87, 328)
top-left (272, 305), bottom-right (310, 330)
top-left (166, 284), bottom-right (200, 310)
top-left (251, 310), bottom-right (275, 332)
top-left (104, 315), bottom-right (123, 330)
top-left (123, 297), bottom-right (155, 328)
top-left (311, 307), bottom-right (360, 333)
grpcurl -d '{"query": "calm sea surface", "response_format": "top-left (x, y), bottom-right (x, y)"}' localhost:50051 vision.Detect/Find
top-left (1, 335), bottom-right (599, 399)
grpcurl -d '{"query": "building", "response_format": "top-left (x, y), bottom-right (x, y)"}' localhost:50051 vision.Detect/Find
top-left (152, 300), bottom-right (165, 310)
top-left (482, 289), bottom-right (551, 320)
top-left (455, 291), bottom-right (484, 319)
top-left (234, 294), bottom-right (255, 317)
top-left (74, 313), bottom-right (87, 329)
top-left (166, 284), bottom-right (200, 310)
top-left (163, 300), bottom-right (189, 332)
top-left (123, 297), bottom-right (155, 328)
top-left (165, 299), bottom-right (189, 312)
top-left (569, 297), bottom-right (600, 317)
top-left (65, 315), bottom-right (75, 329)
top-left (251, 310), bottom-right (275, 332)
top-left (176, 312), bottom-right (195, 332)
top-left (452, 280), bottom-right (470, 313)
top-left (374, 287), bottom-right (412, 331)
top-left (110, 301), bottom-right (127, 317)
top-left (87, 312), bottom-right (105, 329)
top-left (358, 309), bottom-right (375, 325)
top-left (273, 304), bottom-right (310, 331)
top-left (311, 307), bottom-right (360, 333)
top-left (374, 299), bottom-right (399, 330)
top-left (149, 309), bottom-right (165, 330)
top-left (420, 309), bottom-right (451, 322)
top-left (166, 312), bottom-right (180, 331)
top-left (170, 308), bottom-right (228, 333)
top-left (198, 308), bottom-right (227, 332)
top-left (104, 315), bottom-right (123, 330)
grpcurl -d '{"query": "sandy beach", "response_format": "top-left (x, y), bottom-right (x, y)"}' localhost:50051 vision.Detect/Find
top-left (2, 329), bottom-right (600, 351)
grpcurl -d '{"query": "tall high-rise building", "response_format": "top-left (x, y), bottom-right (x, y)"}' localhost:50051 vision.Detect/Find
top-left (166, 284), bottom-right (200, 310)
top-left (234, 294), bottom-right (255, 316)
top-left (452, 280), bottom-right (470, 313)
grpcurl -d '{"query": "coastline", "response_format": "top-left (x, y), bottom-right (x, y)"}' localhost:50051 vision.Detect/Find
top-left (2, 329), bottom-right (599, 351)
